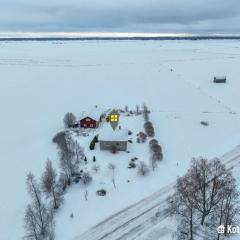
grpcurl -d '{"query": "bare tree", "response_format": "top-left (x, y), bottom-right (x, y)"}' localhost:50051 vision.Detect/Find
top-left (84, 190), bottom-right (88, 201)
top-left (189, 158), bottom-right (230, 225)
top-left (212, 172), bottom-right (240, 239)
top-left (81, 172), bottom-right (92, 185)
top-left (59, 148), bottom-right (75, 185)
top-left (137, 161), bottom-right (149, 176)
top-left (41, 160), bottom-right (64, 210)
top-left (24, 173), bottom-right (55, 240)
top-left (59, 136), bottom-right (80, 185)
top-left (168, 157), bottom-right (240, 239)
top-left (108, 163), bottom-right (116, 188)
top-left (149, 155), bottom-right (158, 171)
top-left (136, 105), bottom-right (140, 115)
top-left (52, 131), bottom-right (67, 151)
top-left (174, 216), bottom-right (195, 240)
top-left (69, 140), bottom-right (85, 163)
top-left (142, 104), bottom-right (150, 122)
top-left (58, 173), bottom-right (68, 192)
top-left (168, 175), bottom-right (198, 240)
top-left (63, 112), bottom-right (77, 128)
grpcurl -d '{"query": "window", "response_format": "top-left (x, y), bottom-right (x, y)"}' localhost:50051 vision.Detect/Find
top-left (90, 124), bottom-right (93, 127)
top-left (84, 124), bottom-right (87, 127)
top-left (110, 114), bottom-right (118, 122)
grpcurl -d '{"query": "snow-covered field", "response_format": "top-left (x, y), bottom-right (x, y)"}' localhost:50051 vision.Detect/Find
top-left (1, 40), bottom-right (240, 239)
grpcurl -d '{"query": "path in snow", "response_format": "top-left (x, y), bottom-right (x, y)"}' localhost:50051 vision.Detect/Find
top-left (159, 62), bottom-right (236, 114)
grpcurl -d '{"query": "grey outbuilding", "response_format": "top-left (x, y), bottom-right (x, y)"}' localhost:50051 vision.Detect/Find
top-left (213, 76), bottom-right (227, 83)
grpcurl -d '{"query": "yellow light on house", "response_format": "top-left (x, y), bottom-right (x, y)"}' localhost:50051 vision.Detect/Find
top-left (110, 114), bottom-right (118, 122)
top-left (109, 109), bottom-right (120, 130)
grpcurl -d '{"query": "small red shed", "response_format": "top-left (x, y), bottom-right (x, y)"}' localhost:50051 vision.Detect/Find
top-left (80, 117), bottom-right (99, 128)
top-left (80, 106), bottom-right (105, 129)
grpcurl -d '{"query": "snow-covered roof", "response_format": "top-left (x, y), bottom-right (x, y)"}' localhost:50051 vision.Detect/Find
top-left (214, 76), bottom-right (227, 79)
top-left (98, 127), bottom-right (128, 142)
top-left (81, 106), bottom-right (106, 121)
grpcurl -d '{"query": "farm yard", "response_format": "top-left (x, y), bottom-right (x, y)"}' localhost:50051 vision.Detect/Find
top-left (1, 40), bottom-right (240, 239)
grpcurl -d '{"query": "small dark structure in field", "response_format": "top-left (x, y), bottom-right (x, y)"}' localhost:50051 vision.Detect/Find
top-left (96, 189), bottom-right (107, 196)
top-left (200, 121), bottom-right (209, 127)
top-left (213, 76), bottom-right (226, 83)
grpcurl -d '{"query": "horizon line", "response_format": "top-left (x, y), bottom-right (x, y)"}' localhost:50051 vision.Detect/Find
top-left (1, 32), bottom-right (240, 39)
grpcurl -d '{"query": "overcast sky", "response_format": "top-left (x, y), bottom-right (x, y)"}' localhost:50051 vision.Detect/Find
top-left (0, 0), bottom-right (240, 33)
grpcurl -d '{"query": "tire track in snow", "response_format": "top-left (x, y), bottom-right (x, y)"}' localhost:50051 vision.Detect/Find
top-left (111, 157), bottom-right (240, 240)
top-left (72, 183), bottom-right (174, 240)
top-left (73, 145), bottom-right (240, 240)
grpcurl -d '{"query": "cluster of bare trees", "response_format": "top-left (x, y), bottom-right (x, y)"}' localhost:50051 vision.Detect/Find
top-left (63, 112), bottom-right (77, 128)
top-left (41, 160), bottom-right (64, 210)
top-left (122, 104), bottom-right (143, 116)
top-left (58, 132), bottom-right (93, 190)
top-left (142, 104), bottom-right (155, 137)
top-left (24, 162), bottom-right (63, 240)
top-left (59, 138), bottom-right (83, 186)
top-left (138, 161), bottom-right (150, 176)
top-left (25, 131), bottom-right (88, 240)
top-left (168, 157), bottom-right (240, 240)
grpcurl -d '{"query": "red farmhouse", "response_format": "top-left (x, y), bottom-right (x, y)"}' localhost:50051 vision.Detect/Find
top-left (79, 107), bottom-right (104, 129)
top-left (80, 117), bottom-right (99, 128)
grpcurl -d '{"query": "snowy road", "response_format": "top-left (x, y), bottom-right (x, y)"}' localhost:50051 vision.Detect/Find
top-left (73, 145), bottom-right (240, 240)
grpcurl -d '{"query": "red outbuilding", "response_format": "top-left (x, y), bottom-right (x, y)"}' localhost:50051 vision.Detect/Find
top-left (79, 106), bottom-right (105, 128)
top-left (80, 117), bottom-right (99, 128)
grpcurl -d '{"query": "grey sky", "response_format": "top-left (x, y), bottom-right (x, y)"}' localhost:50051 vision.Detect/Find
top-left (0, 0), bottom-right (240, 32)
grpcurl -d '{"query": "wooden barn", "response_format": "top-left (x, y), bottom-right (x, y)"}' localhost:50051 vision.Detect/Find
top-left (213, 76), bottom-right (227, 83)
top-left (80, 117), bottom-right (99, 128)
top-left (80, 107), bottom-right (105, 129)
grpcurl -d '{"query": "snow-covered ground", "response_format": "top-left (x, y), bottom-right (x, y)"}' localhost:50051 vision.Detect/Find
top-left (1, 40), bottom-right (240, 239)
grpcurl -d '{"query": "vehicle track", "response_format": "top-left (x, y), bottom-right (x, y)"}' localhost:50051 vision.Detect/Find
top-left (73, 146), bottom-right (240, 240)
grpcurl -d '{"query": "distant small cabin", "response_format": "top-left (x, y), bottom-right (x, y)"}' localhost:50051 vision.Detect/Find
top-left (80, 107), bottom-right (105, 129)
top-left (213, 76), bottom-right (227, 83)
top-left (98, 128), bottom-right (128, 152)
